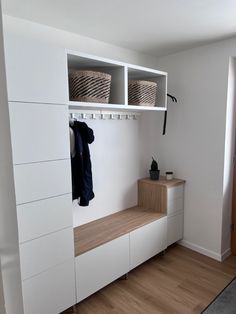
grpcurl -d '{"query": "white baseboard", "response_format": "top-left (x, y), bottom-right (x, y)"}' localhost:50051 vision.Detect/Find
top-left (179, 240), bottom-right (223, 261)
top-left (221, 248), bottom-right (231, 261)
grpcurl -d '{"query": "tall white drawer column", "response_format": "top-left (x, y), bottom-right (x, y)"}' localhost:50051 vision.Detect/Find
top-left (8, 101), bottom-right (75, 313)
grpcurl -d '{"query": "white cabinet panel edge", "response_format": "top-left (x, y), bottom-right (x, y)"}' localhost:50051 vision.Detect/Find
top-left (69, 101), bottom-right (167, 112)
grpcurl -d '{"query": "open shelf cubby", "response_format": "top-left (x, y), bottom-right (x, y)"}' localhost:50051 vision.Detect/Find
top-left (67, 52), bottom-right (126, 106)
top-left (67, 51), bottom-right (167, 112)
top-left (128, 66), bottom-right (167, 109)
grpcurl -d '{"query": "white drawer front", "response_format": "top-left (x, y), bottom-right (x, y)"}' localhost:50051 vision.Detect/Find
top-left (17, 194), bottom-right (73, 243)
top-left (5, 35), bottom-right (68, 104)
top-left (9, 102), bottom-right (70, 164)
top-left (167, 197), bottom-right (184, 216)
top-left (14, 159), bottom-right (71, 204)
top-left (22, 259), bottom-right (75, 314)
top-left (167, 212), bottom-right (184, 247)
top-left (130, 217), bottom-right (167, 270)
top-left (75, 234), bottom-right (129, 303)
top-left (167, 185), bottom-right (184, 201)
top-left (20, 228), bottom-right (74, 280)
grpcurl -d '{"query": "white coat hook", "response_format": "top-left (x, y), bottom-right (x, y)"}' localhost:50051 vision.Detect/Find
top-left (69, 113), bottom-right (75, 126)
top-left (126, 114), bottom-right (132, 120)
top-left (118, 114), bottom-right (122, 120)
top-left (82, 113), bottom-right (87, 119)
top-left (101, 113), bottom-right (105, 120)
top-left (92, 113), bottom-right (96, 120)
top-left (110, 113), bottom-right (115, 120)
top-left (133, 114), bottom-right (138, 120)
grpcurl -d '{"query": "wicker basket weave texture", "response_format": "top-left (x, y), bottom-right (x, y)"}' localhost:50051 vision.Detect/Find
top-left (128, 80), bottom-right (157, 106)
top-left (69, 70), bottom-right (111, 103)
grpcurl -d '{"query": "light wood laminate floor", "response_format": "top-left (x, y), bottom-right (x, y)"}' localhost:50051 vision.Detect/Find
top-left (63, 245), bottom-right (236, 314)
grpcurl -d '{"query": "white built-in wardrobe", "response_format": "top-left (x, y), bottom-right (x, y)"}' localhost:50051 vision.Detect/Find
top-left (3, 24), bottom-right (178, 313)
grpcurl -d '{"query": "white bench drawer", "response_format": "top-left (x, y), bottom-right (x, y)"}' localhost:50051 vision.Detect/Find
top-left (130, 217), bottom-right (167, 270)
top-left (17, 194), bottom-right (72, 243)
top-left (22, 259), bottom-right (75, 314)
top-left (9, 102), bottom-right (70, 164)
top-left (167, 197), bottom-right (184, 216)
top-left (75, 234), bottom-right (129, 303)
top-left (14, 159), bottom-right (71, 204)
top-left (167, 185), bottom-right (184, 201)
top-left (167, 212), bottom-right (184, 246)
top-left (20, 228), bottom-right (74, 280)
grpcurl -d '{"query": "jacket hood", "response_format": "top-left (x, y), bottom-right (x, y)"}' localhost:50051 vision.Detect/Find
top-left (74, 121), bottom-right (94, 144)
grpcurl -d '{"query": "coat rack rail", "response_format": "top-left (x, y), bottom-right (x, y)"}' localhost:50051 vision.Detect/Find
top-left (69, 109), bottom-right (140, 121)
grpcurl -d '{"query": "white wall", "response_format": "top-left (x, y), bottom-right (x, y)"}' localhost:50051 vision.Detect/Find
top-left (2, 15), bottom-right (160, 227)
top-left (141, 37), bottom-right (236, 260)
top-left (0, 6), bottom-right (23, 314)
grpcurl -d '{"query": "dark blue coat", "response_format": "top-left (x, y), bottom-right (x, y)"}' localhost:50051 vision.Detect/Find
top-left (71, 121), bottom-right (95, 206)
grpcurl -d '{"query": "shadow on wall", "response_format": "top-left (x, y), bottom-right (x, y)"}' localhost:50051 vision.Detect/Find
top-left (221, 57), bottom-right (236, 257)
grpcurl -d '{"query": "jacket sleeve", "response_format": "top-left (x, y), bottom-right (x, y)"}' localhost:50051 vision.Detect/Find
top-left (86, 126), bottom-right (94, 144)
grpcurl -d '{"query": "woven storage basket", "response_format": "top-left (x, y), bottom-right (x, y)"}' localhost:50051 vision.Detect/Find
top-left (69, 70), bottom-right (111, 103)
top-left (128, 80), bottom-right (157, 106)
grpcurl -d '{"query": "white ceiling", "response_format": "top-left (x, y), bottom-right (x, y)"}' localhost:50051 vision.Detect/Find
top-left (2, 0), bottom-right (236, 57)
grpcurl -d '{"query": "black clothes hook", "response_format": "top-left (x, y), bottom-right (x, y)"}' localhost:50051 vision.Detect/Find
top-left (167, 93), bottom-right (177, 103)
top-left (162, 94), bottom-right (178, 135)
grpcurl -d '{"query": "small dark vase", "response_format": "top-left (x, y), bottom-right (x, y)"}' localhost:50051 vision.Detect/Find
top-left (149, 170), bottom-right (160, 180)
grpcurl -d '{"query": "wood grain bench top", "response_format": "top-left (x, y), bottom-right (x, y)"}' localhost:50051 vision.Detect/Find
top-left (74, 206), bottom-right (166, 257)
top-left (140, 177), bottom-right (186, 187)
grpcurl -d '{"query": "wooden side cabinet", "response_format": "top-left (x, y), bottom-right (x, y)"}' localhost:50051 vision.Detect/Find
top-left (138, 177), bottom-right (185, 247)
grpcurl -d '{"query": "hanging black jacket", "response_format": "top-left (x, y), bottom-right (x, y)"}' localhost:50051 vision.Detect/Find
top-left (71, 121), bottom-right (95, 206)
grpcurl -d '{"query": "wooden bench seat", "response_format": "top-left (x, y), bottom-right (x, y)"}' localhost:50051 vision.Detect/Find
top-left (74, 206), bottom-right (166, 256)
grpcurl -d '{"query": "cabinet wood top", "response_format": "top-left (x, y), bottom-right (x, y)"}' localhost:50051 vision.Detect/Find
top-left (139, 177), bottom-right (185, 187)
top-left (74, 206), bottom-right (165, 257)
